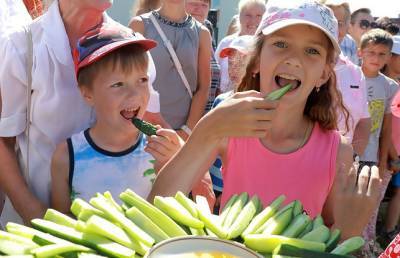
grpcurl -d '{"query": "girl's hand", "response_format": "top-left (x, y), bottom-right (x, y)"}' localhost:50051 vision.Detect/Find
top-left (145, 128), bottom-right (184, 170)
top-left (191, 172), bottom-right (216, 211)
top-left (200, 91), bottom-right (278, 140)
top-left (332, 164), bottom-right (382, 240)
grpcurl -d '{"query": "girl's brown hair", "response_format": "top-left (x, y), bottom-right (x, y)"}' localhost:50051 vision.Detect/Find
top-left (237, 33), bottom-right (350, 132)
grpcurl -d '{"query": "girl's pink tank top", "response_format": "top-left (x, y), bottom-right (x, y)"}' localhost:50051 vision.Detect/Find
top-left (220, 123), bottom-right (340, 218)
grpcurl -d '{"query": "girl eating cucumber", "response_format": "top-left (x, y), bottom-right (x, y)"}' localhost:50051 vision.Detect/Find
top-left (149, 0), bottom-right (382, 240)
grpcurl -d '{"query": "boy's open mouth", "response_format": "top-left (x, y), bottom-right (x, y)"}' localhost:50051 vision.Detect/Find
top-left (120, 107), bottom-right (140, 120)
top-left (275, 74), bottom-right (301, 90)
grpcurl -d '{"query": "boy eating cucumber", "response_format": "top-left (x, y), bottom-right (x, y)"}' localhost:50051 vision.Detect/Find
top-left (50, 23), bottom-right (184, 213)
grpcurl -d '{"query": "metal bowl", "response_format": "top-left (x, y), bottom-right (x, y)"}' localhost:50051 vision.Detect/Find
top-left (144, 236), bottom-right (263, 258)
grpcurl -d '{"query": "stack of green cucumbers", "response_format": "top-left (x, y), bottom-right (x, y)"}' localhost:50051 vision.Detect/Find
top-left (0, 190), bottom-right (364, 258)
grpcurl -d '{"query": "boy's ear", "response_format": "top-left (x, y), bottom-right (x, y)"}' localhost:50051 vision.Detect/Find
top-left (357, 48), bottom-right (362, 58)
top-left (79, 85), bottom-right (95, 106)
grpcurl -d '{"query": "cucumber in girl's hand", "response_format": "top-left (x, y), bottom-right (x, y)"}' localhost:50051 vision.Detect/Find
top-left (131, 118), bottom-right (157, 136)
top-left (265, 84), bottom-right (293, 101)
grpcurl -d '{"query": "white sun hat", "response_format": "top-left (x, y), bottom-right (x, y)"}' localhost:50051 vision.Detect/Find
top-left (219, 35), bottom-right (255, 58)
top-left (392, 35), bottom-right (400, 55)
top-left (255, 0), bottom-right (341, 54)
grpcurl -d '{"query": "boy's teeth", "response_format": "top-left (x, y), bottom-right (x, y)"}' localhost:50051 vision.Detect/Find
top-left (125, 108), bottom-right (138, 112)
top-left (121, 107), bottom-right (139, 120)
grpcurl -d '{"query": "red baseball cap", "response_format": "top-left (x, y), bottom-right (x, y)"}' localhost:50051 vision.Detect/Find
top-left (73, 23), bottom-right (157, 77)
top-left (392, 90), bottom-right (400, 118)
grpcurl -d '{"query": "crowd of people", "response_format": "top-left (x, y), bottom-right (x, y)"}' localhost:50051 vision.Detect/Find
top-left (0, 0), bottom-right (399, 257)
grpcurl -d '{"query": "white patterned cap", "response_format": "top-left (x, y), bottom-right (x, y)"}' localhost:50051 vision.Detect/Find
top-left (256, 0), bottom-right (340, 54)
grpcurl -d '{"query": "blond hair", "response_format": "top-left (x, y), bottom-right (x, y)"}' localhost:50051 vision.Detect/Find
top-left (323, 0), bottom-right (351, 22)
top-left (238, 0), bottom-right (266, 13)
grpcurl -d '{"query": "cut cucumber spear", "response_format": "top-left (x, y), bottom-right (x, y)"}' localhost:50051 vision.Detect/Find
top-left (265, 84), bottom-right (293, 101)
top-left (131, 118), bottom-right (157, 136)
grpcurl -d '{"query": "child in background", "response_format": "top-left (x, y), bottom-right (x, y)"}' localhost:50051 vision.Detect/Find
top-left (150, 0), bottom-right (383, 241)
top-left (380, 35), bottom-right (400, 246)
top-left (357, 29), bottom-right (399, 255)
top-left (215, 0), bottom-right (266, 93)
top-left (219, 35), bottom-right (254, 93)
top-left (50, 24), bottom-right (183, 214)
top-left (213, 35), bottom-right (254, 107)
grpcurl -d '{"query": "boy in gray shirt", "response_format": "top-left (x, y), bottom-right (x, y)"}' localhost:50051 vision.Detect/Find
top-left (358, 28), bottom-right (398, 256)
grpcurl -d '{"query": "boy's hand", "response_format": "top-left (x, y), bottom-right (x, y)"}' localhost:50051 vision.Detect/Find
top-left (332, 164), bottom-right (382, 240)
top-left (145, 127), bottom-right (184, 170)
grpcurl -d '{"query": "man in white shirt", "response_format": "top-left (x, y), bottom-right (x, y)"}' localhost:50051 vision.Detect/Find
top-left (0, 0), bottom-right (163, 225)
top-left (325, 0), bottom-right (371, 156)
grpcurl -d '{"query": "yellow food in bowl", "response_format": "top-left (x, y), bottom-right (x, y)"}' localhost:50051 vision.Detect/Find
top-left (171, 252), bottom-right (238, 258)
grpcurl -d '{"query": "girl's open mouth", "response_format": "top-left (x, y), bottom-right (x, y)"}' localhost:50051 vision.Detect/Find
top-left (120, 107), bottom-right (140, 120)
top-left (275, 74), bottom-right (301, 90)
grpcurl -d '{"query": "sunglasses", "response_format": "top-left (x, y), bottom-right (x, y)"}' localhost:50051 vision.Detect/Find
top-left (359, 19), bottom-right (378, 30)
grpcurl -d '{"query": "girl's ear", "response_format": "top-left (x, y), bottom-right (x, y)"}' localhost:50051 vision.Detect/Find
top-left (251, 56), bottom-right (261, 75)
top-left (316, 62), bottom-right (333, 87)
top-left (79, 86), bottom-right (95, 106)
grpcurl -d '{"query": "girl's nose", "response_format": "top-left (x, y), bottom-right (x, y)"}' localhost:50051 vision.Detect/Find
top-left (284, 56), bottom-right (302, 68)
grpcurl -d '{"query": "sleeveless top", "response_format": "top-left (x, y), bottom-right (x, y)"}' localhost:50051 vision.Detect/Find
top-left (220, 123), bottom-right (340, 218)
top-left (67, 129), bottom-right (155, 202)
top-left (140, 11), bottom-right (201, 129)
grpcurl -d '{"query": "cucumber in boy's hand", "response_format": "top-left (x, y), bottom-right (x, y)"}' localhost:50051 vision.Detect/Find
top-left (265, 84), bottom-right (293, 101)
top-left (132, 118), bottom-right (157, 136)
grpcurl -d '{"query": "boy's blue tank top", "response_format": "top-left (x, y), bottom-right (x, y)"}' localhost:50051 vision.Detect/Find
top-left (67, 129), bottom-right (155, 202)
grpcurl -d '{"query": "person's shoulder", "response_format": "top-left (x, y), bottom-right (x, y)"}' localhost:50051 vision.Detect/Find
top-left (0, 24), bottom-right (31, 59)
top-left (344, 34), bottom-right (356, 44)
top-left (198, 22), bottom-right (211, 40)
top-left (379, 72), bottom-right (398, 86)
top-left (129, 14), bottom-right (146, 34)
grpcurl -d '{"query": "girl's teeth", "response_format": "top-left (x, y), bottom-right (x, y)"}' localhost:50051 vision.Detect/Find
top-left (279, 74), bottom-right (298, 80)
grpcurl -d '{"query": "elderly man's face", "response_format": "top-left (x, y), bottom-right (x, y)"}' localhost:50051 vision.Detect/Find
top-left (331, 6), bottom-right (349, 43)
